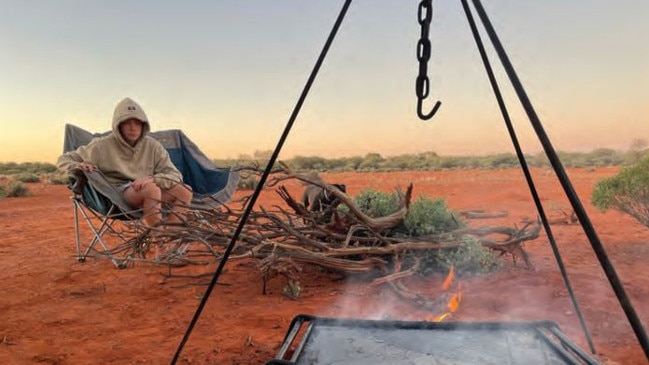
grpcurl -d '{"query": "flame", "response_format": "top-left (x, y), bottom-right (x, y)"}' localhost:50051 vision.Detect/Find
top-left (431, 313), bottom-right (449, 322)
top-left (423, 268), bottom-right (462, 322)
top-left (441, 266), bottom-right (455, 291)
top-left (448, 286), bottom-right (462, 313)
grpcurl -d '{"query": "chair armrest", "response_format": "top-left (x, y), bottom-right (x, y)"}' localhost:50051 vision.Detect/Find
top-left (68, 168), bottom-right (88, 195)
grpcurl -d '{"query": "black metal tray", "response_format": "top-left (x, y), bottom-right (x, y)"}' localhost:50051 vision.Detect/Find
top-left (264, 314), bottom-right (599, 365)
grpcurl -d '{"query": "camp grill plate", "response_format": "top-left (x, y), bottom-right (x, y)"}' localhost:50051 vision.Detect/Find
top-left (264, 314), bottom-right (599, 365)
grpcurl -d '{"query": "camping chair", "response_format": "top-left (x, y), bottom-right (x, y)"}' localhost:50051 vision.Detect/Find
top-left (63, 123), bottom-right (240, 268)
top-left (69, 168), bottom-right (145, 268)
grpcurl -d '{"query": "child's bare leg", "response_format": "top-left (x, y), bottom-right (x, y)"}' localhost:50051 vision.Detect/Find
top-left (161, 183), bottom-right (193, 226)
top-left (123, 183), bottom-right (163, 227)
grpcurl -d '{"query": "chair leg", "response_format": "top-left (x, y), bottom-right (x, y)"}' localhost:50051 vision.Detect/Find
top-left (73, 198), bottom-right (84, 262)
top-left (74, 201), bottom-right (128, 268)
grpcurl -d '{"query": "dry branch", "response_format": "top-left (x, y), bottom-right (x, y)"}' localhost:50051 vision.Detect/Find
top-left (460, 209), bottom-right (508, 219)
top-left (95, 165), bottom-right (541, 306)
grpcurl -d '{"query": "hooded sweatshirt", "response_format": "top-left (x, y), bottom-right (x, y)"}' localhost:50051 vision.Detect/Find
top-left (57, 97), bottom-right (183, 190)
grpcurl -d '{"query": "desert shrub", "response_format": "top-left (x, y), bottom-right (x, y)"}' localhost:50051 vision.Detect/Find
top-left (0, 184), bottom-right (6, 198)
top-left (4, 181), bottom-right (31, 198)
top-left (426, 236), bottom-right (502, 275)
top-left (15, 172), bottom-right (41, 183)
top-left (401, 196), bottom-right (464, 236)
top-left (592, 156), bottom-right (649, 228)
top-left (481, 153), bottom-right (520, 169)
top-left (358, 153), bottom-right (385, 171)
top-left (0, 162), bottom-right (56, 175)
top-left (212, 148), bottom-right (636, 173)
top-left (403, 199), bottom-right (498, 275)
top-left (353, 189), bottom-right (399, 218)
top-left (353, 190), bottom-right (464, 236)
top-left (353, 189), bottom-right (499, 275)
top-left (47, 173), bottom-right (71, 185)
top-left (289, 156), bottom-right (329, 171)
top-left (237, 175), bottom-right (258, 190)
top-left (354, 190), bottom-right (464, 235)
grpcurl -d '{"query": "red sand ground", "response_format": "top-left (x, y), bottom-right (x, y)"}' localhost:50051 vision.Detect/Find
top-left (1, 167), bottom-right (647, 364)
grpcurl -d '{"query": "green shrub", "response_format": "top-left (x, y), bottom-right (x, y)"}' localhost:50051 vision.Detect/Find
top-left (401, 196), bottom-right (464, 236)
top-left (354, 190), bottom-right (464, 236)
top-left (353, 189), bottom-right (399, 218)
top-left (425, 236), bottom-right (502, 275)
top-left (15, 173), bottom-right (41, 183)
top-left (592, 156), bottom-right (649, 228)
top-left (0, 184), bottom-right (6, 198)
top-left (352, 189), bottom-right (497, 274)
top-left (4, 181), bottom-right (31, 198)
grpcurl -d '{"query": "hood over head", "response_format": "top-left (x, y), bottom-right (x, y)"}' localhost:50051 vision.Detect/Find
top-left (112, 97), bottom-right (151, 145)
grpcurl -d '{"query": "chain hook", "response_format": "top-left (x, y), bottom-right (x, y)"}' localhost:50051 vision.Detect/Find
top-left (417, 97), bottom-right (442, 120)
top-left (415, 0), bottom-right (441, 121)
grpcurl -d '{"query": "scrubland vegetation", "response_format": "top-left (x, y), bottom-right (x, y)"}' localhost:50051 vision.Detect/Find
top-left (0, 162), bottom-right (65, 197)
top-left (1, 146), bottom-right (645, 179)
top-left (216, 147), bottom-right (648, 172)
top-left (2, 146), bottom-right (648, 237)
top-left (592, 155), bottom-right (649, 229)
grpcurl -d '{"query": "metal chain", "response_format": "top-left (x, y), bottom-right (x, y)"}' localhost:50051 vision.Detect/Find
top-left (416, 0), bottom-right (441, 120)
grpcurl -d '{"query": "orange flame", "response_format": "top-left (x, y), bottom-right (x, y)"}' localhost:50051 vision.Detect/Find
top-left (448, 287), bottom-right (462, 313)
top-left (441, 266), bottom-right (455, 291)
top-left (433, 313), bottom-right (449, 322)
top-left (423, 267), bottom-right (462, 322)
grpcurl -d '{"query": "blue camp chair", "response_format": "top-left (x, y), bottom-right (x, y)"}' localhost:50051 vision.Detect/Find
top-left (63, 123), bottom-right (240, 268)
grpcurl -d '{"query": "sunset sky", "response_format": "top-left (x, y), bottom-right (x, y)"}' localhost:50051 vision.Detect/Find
top-left (1, 0), bottom-right (647, 163)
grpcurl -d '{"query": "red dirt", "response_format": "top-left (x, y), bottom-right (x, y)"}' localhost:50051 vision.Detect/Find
top-left (1, 167), bottom-right (647, 364)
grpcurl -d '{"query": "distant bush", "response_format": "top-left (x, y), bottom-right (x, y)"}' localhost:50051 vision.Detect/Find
top-left (0, 162), bottom-right (56, 175)
top-left (237, 175), bottom-right (258, 190)
top-left (46, 173), bottom-right (70, 185)
top-left (592, 156), bottom-right (649, 228)
top-left (2, 146), bottom-right (641, 187)
top-left (15, 173), bottom-right (40, 183)
top-left (2, 181), bottom-right (31, 198)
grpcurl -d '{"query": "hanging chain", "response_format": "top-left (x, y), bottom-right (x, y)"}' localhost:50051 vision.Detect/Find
top-left (416, 0), bottom-right (441, 120)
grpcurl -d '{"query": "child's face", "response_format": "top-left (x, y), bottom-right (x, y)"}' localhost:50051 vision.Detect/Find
top-left (119, 119), bottom-right (143, 146)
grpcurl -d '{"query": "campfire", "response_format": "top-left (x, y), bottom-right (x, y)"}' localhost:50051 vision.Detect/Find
top-left (424, 267), bottom-right (462, 322)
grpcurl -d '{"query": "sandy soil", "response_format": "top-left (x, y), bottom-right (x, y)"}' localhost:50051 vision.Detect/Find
top-left (0, 167), bottom-right (647, 364)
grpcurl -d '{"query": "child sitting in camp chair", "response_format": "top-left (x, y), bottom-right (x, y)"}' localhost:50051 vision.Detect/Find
top-left (58, 97), bottom-right (193, 261)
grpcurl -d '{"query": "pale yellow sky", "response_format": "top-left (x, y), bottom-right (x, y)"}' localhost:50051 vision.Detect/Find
top-left (1, 1), bottom-right (647, 163)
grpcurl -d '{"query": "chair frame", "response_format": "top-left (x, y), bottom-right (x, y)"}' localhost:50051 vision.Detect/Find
top-left (69, 171), bottom-right (147, 269)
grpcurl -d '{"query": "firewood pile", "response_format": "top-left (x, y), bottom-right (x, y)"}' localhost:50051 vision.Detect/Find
top-left (107, 164), bottom-right (541, 302)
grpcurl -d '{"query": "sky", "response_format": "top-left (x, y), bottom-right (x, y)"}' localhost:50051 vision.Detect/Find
top-left (1, 0), bottom-right (647, 163)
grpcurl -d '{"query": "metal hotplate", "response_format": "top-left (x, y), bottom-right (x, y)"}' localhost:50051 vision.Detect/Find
top-left (265, 314), bottom-right (599, 365)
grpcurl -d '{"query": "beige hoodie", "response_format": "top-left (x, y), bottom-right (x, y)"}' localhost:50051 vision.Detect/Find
top-left (57, 98), bottom-right (183, 189)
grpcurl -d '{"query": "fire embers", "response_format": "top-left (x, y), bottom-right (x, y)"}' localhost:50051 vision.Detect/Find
top-left (425, 266), bottom-right (462, 322)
